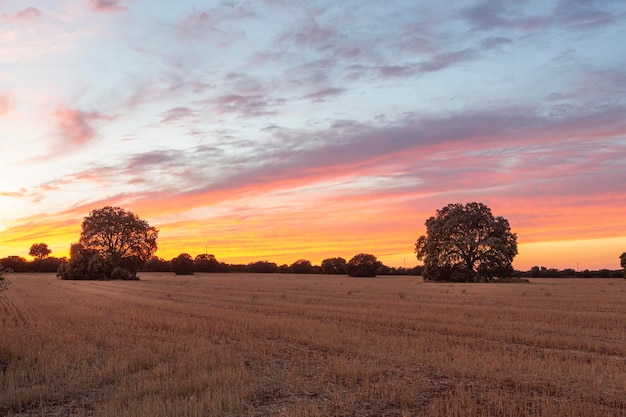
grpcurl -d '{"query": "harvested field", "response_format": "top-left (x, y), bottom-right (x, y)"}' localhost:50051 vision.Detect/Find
top-left (1, 273), bottom-right (625, 416)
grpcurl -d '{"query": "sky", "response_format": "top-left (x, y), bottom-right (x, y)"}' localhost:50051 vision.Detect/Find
top-left (1, 0), bottom-right (625, 271)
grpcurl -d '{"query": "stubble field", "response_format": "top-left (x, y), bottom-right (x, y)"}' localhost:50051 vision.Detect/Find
top-left (1, 272), bottom-right (625, 417)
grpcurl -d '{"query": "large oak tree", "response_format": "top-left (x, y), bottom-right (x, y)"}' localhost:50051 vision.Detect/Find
top-left (415, 202), bottom-right (517, 282)
top-left (59, 206), bottom-right (158, 280)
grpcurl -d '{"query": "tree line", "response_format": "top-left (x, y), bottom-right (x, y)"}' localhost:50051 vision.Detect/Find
top-left (1, 204), bottom-right (624, 283)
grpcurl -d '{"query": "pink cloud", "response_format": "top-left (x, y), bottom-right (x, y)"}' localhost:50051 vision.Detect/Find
top-left (1, 6), bottom-right (42, 25)
top-left (88, 0), bottom-right (129, 12)
top-left (177, 8), bottom-right (249, 45)
top-left (14, 6), bottom-right (42, 21)
top-left (0, 94), bottom-right (10, 116)
top-left (52, 105), bottom-right (112, 146)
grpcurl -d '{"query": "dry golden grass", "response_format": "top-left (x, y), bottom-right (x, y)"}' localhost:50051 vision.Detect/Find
top-left (1, 273), bottom-right (625, 416)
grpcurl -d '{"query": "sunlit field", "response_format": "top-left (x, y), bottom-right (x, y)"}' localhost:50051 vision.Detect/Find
top-left (1, 273), bottom-right (625, 417)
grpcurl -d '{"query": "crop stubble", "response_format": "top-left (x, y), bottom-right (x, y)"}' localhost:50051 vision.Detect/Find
top-left (1, 273), bottom-right (625, 416)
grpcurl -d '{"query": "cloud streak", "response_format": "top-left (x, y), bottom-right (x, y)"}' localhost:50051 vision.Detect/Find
top-left (51, 105), bottom-right (113, 148)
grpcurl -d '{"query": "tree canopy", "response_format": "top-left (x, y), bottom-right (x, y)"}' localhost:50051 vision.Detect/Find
top-left (346, 253), bottom-right (380, 277)
top-left (620, 252), bottom-right (626, 279)
top-left (80, 206), bottom-right (158, 269)
top-left (415, 202), bottom-right (517, 282)
top-left (29, 243), bottom-right (51, 260)
top-left (58, 206), bottom-right (158, 280)
top-left (171, 253), bottom-right (194, 275)
top-left (321, 257), bottom-right (347, 274)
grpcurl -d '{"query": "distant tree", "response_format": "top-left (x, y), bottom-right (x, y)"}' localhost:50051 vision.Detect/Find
top-left (194, 254), bottom-right (221, 272)
top-left (621, 252), bottom-right (626, 279)
top-left (142, 256), bottom-right (171, 272)
top-left (321, 257), bottom-right (347, 274)
top-left (415, 202), bottom-right (517, 282)
top-left (29, 243), bottom-right (52, 260)
top-left (248, 260), bottom-right (278, 273)
top-left (32, 257), bottom-right (65, 273)
top-left (346, 253), bottom-right (380, 277)
top-left (171, 253), bottom-right (195, 275)
top-left (290, 259), bottom-right (314, 274)
top-left (0, 256), bottom-right (29, 273)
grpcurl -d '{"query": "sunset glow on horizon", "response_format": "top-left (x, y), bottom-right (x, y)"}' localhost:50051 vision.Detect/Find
top-left (1, 1), bottom-right (625, 271)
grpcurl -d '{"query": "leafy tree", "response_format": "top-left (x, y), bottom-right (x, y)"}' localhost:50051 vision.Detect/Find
top-left (171, 253), bottom-right (194, 275)
top-left (321, 257), bottom-right (347, 274)
top-left (415, 202), bottom-right (517, 282)
top-left (58, 206), bottom-right (157, 280)
top-left (79, 206), bottom-right (158, 276)
top-left (143, 256), bottom-right (171, 272)
top-left (31, 257), bottom-right (65, 273)
top-left (346, 253), bottom-right (380, 277)
top-left (194, 254), bottom-right (221, 272)
top-left (0, 256), bottom-right (29, 272)
top-left (621, 252), bottom-right (626, 279)
top-left (248, 260), bottom-right (278, 273)
top-left (290, 259), bottom-right (313, 274)
top-left (29, 243), bottom-right (52, 260)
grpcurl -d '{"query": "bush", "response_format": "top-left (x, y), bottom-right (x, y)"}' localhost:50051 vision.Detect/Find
top-left (57, 244), bottom-right (137, 280)
top-left (171, 253), bottom-right (194, 275)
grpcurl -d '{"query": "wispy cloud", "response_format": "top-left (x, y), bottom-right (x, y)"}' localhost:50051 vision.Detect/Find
top-left (0, 94), bottom-right (10, 116)
top-left (1, 6), bottom-right (43, 23)
top-left (88, 0), bottom-right (131, 13)
top-left (177, 6), bottom-right (251, 45)
top-left (51, 105), bottom-right (112, 147)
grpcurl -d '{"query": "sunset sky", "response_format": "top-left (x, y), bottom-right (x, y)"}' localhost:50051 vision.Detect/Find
top-left (1, 0), bottom-right (625, 271)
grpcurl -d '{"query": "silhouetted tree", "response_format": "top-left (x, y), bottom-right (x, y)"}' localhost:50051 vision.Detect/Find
top-left (248, 260), bottom-right (278, 273)
top-left (58, 206), bottom-right (157, 280)
top-left (621, 252), bottom-right (626, 279)
top-left (31, 257), bottom-right (65, 273)
top-left (346, 253), bottom-right (380, 277)
top-left (321, 257), bottom-right (347, 274)
top-left (81, 206), bottom-right (157, 276)
top-left (194, 254), bottom-right (221, 272)
top-left (29, 243), bottom-right (52, 260)
top-left (0, 256), bottom-right (29, 272)
top-left (171, 253), bottom-right (194, 275)
top-left (143, 256), bottom-right (171, 272)
top-left (415, 202), bottom-right (517, 282)
top-left (290, 259), bottom-right (314, 274)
